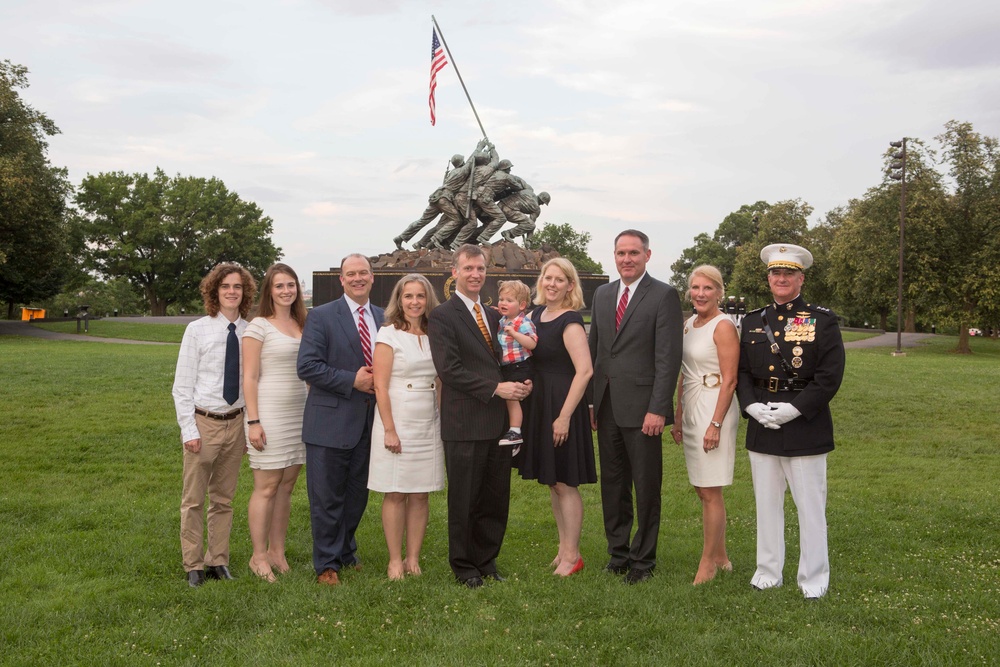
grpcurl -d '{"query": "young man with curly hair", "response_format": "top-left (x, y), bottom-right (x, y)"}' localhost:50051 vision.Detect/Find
top-left (172, 262), bottom-right (257, 588)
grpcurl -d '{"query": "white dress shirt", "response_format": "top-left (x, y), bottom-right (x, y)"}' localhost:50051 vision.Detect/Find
top-left (172, 313), bottom-right (248, 443)
top-left (346, 295), bottom-right (378, 347)
top-left (455, 290), bottom-right (493, 339)
top-left (617, 271), bottom-right (647, 309)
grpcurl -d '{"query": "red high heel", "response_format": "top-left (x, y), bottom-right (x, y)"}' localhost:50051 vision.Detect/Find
top-left (568, 557), bottom-right (585, 575)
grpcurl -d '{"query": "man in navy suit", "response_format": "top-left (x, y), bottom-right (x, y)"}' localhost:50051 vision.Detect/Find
top-left (297, 253), bottom-right (384, 586)
top-left (429, 244), bottom-right (531, 588)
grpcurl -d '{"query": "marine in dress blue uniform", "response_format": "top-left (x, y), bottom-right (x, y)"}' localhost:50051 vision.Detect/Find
top-left (736, 243), bottom-right (845, 599)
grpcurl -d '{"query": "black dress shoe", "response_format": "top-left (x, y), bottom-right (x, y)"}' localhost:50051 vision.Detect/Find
top-left (205, 565), bottom-right (236, 580)
top-left (187, 570), bottom-right (206, 588)
top-left (461, 576), bottom-right (485, 589)
top-left (604, 562), bottom-right (630, 576)
top-left (624, 567), bottom-right (654, 585)
top-left (483, 572), bottom-right (506, 582)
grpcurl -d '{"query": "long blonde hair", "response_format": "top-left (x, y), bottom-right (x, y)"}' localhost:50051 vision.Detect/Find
top-left (534, 257), bottom-right (584, 310)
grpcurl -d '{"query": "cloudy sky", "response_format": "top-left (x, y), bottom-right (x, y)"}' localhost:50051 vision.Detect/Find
top-left (5, 0), bottom-right (1000, 287)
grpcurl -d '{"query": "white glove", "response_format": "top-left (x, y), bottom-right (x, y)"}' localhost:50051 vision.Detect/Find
top-left (766, 401), bottom-right (801, 426)
top-left (746, 403), bottom-right (775, 426)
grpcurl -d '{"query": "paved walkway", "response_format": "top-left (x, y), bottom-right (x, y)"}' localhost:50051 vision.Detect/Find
top-left (843, 332), bottom-right (935, 349)
top-left (0, 320), bottom-right (175, 345)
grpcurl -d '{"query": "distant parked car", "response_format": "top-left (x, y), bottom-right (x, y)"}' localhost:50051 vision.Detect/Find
top-left (969, 328), bottom-right (982, 336)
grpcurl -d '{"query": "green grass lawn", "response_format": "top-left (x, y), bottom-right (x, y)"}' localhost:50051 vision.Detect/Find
top-left (1, 335), bottom-right (997, 665)
top-left (33, 320), bottom-right (187, 343)
top-left (840, 331), bottom-right (882, 342)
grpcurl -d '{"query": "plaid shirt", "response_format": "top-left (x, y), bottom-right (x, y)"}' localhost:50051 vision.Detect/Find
top-left (498, 312), bottom-right (537, 365)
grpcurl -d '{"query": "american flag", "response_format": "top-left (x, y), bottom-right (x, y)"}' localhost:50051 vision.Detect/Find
top-left (429, 28), bottom-right (448, 125)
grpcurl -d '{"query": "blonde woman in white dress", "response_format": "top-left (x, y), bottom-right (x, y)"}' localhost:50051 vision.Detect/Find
top-left (670, 265), bottom-right (740, 585)
top-left (369, 274), bottom-right (444, 580)
top-left (243, 263), bottom-right (308, 582)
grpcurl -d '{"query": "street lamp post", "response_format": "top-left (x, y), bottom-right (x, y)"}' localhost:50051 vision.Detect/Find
top-left (889, 139), bottom-right (907, 357)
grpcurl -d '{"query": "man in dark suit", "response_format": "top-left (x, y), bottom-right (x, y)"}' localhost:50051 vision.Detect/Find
top-left (589, 229), bottom-right (683, 584)
top-left (297, 253), bottom-right (384, 586)
top-left (736, 243), bottom-right (844, 599)
top-left (428, 244), bottom-right (531, 588)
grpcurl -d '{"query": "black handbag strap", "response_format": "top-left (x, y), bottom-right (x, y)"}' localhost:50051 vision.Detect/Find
top-left (761, 309), bottom-right (798, 378)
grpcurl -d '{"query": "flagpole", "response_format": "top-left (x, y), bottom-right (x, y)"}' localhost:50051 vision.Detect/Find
top-left (431, 15), bottom-right (488, 140)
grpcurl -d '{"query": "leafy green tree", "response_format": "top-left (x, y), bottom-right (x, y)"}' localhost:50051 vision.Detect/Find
top-left (41, 276), bottom-right (149, 317)
top-left (670, 201), bottom-right (770, 290)
top-left (803, 208), bottom-right (844, 318)
top-left (0, 60), bottom-right (77, 317)
top-left (668, 233), bottom-right (728, 292)
top-left (729, 199), bottom-right (813, 308)
top-left (827, 193), bottom-right (899, 329)
top-left (931, 121), bottom-right (1000, 353)
top-left (526, 222), bottom-right (603, 274)
top-left (75, 169), bottom-right (281, 315)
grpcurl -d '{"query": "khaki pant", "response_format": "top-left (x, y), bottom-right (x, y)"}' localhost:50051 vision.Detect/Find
top-left (180, 412), bottom-right (245, 571)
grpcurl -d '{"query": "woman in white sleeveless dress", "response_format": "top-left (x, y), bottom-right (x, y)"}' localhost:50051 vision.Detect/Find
top-left (242, 263), bottom-right (308, 582)
top-left (670, 265), bottom-right (740, 585)
top-left (369, 273), bottom-right (444, 580)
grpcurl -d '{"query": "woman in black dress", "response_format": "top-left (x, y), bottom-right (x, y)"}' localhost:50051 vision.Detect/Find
top-left (520, 257), bottom-right (595, 576)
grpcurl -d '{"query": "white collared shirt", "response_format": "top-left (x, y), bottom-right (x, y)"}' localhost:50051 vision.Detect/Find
top-left (345, 294), bottom-right (377, 341)
top-left (455, 290), bottom-right (492, 339)
top-left (617, 271), bottom-right (647, 309)
top-left (172, 313), bottom-right (248, 443)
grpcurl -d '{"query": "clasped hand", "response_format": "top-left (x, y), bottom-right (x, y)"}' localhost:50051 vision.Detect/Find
top-left (354, 366), bottom-right (375, 393)
top-left (497, 380), bottom-right (532, 401)
top-left (746, 402), bottom-right (801, 429)
top-left (765, 401), bottom-right (800, 425)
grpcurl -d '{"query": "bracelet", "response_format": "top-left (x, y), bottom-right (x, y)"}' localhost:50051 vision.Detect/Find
top-left (247, 419), bottom-right (261, 425)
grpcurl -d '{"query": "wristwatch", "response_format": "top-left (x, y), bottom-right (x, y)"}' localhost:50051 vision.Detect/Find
top-left (710, 420), bottom-right (722, 428)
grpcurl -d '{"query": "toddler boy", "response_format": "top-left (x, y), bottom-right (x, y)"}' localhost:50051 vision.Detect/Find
top-left (496, 280), bottom-right (537, 449)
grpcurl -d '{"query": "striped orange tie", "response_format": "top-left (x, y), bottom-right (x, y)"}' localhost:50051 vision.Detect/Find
top-left (474, 303), bottom-right (494, 352)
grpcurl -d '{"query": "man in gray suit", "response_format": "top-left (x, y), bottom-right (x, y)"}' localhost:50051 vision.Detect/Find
top-left (297, 253), bottom-right (384, 586)
top-left (589, 229), bottom-right (683, 584)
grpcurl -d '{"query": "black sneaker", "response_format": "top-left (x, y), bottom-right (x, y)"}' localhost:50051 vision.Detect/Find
top-left (499, 430), bottom-right (523, 446)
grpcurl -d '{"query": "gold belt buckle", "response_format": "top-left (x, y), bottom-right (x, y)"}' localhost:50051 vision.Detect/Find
top-left (767, 377), bottom-right (779, 393)
top-left (702, 373), bottom-right (721, 388)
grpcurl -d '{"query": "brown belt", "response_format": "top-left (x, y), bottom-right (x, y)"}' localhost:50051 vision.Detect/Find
top-left (753, 378), bottom-right (811, 393)
top-left (195, 407), bottom-right (244, 421)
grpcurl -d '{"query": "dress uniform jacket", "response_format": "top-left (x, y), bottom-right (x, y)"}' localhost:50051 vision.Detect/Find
top-left (736, 294), bottom-right (845, 457)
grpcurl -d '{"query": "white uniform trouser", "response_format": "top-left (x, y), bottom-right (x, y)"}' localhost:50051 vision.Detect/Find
top-left (748, 451), bottom-right (829, 598)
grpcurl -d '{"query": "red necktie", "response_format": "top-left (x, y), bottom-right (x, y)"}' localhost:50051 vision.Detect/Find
top-left (358, 306), bottom-right (372, 366)
top-left (615, 286), bottom-right (629, 331)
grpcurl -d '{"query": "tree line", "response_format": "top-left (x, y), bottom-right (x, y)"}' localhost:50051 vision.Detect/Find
top-left (669, 121), bottom-right (1000, 354)
top-left (1, 61), bottom-right (280, 318)
top-left (4, 60), bottom-right (996, 353)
